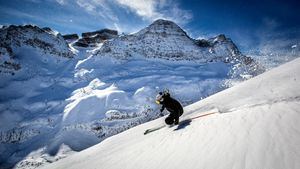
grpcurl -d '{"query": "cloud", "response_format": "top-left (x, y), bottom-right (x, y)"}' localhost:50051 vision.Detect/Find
top-left (74, 0), bottom-right (119, 23)
top-left (0, 5), bottom-right (93, 34)
top-left (25, 0), bottom-right (42, 3)
top-left (114, 0), bottom-right (192, 24)
top-left (55, 0), bottom-right (66, 5)
top-left (76, 0), bottom-right (97, 13)
top-left (115, 0), bottom-right (163, 20)
top-left (54, 0), bottom-right (192, 33)
top-left (162, 3), bottom-right (193, 24)
top-left (0, 6), bottom-right (41, 20)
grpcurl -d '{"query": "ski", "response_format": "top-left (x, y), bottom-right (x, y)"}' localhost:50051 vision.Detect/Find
top-left (144, 125), bottom-right (166, 135)
top-left (143, 112), bottom-right (218, 135)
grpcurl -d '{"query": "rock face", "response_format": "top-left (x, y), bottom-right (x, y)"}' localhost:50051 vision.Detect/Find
top-left (74, 29), bottom-right (118, 47)
top-left (62, 34), bottom-right (79, 42)
top-left (0, 25), bottom-right (74, 75)
top-left (0, 128), bottom-right (41, 143)
top-left (82, 29), bottom-right (118, 38)
top-left (196, 34), bottom-right (240, 59)
top-left (0, 25), bottom-right (73, 58)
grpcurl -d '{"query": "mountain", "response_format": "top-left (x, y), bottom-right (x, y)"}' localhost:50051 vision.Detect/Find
top-left (0, 20), bottom-right (266, 169)
top-left (0, 25), bottom-right (74, 75)
top-left (95, 19), bottom-right (262, 78)
top-left (40, 57), bottom-right (300, 169)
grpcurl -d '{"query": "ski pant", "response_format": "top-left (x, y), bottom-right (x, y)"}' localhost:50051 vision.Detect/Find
top-left (165, 109), bottom-right (183, 125)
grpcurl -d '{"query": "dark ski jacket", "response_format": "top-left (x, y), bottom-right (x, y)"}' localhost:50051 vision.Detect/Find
top-left (159, 93), bottom-right (183, 117)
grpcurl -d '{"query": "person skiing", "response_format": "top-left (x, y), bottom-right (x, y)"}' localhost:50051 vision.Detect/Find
top-left (155, 90), bottom-right (183, 125)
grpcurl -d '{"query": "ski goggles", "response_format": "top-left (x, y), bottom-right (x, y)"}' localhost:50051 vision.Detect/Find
top-left (155, 93), bottom-right (164, 104)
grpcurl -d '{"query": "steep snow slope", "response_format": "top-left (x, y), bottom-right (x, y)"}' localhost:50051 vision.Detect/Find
top-left (41, 58), bottom-right (300, 169)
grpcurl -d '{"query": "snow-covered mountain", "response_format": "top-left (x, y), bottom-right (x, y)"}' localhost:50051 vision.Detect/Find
top-left (40, 57), bottom-right (300, 169)
top-left (0, 25), bottom-right (74, 75)
top-left (97, 19), bottom-right (233, 61)
top-left (95, 19), bottom-right (263, 79)
top-left (0, 20), bottom-right (267, 169)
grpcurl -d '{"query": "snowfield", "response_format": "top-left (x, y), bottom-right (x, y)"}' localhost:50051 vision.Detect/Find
top-left (40, 57), bottom-right (300, 169)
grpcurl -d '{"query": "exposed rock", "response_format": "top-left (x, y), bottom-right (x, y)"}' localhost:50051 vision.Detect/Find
top-left (82, 29), bottom-right (118, 38)
top-left (62, 34), bottom-right (79, 42)
top-left (74, 29), bottom-right (118, 47)
top-left (0, 25), bottom-right (74, 75)
top-left (0, 61), bottom-right (21, 75)
top-left (42, 27), bottom-right (56, 35)
top-left (73, 40), bottom-right (89, 47)
top-left (195, 39), bottom-right (212, 47)
top-left (0, 128), bottom-right (41, 143)
top-left (0, 25), bottom-right (73, 58)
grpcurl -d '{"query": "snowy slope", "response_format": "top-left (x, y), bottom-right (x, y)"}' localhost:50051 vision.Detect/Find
top-left (41, 58), bottom-right (300, 169)
top-left (0, 20), bottom-right (265, 169)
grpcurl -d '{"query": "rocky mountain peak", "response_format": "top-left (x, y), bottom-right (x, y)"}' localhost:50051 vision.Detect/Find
top-left (0, 24), bottom-right (74, 75)
top-left (96, 19), bottom-right (240, 61)
top-left (0, 25), bottom-right (73, 57)
top-left (93, 19), bottom-right (263, 77)
top-left (136, 19), bottom-right (188, 37)
top-left (148, 19), bottom-right (181, 30)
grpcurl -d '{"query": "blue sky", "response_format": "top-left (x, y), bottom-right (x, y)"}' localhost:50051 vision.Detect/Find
top-left (0, 0), bottom-right (299, 54)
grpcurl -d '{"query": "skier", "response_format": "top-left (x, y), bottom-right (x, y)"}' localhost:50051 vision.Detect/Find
top-left (155, 90), bottom-right (183, 125)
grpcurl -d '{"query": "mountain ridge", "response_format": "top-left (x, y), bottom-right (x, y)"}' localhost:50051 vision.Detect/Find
top-left (96, 19), bottom-right (246, 62)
